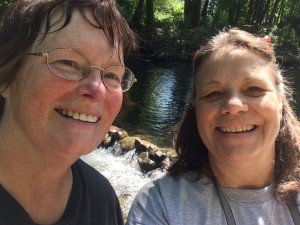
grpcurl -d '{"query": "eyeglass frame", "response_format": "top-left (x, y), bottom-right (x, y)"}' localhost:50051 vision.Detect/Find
top-left (25, 48), bottom-right (137, 92)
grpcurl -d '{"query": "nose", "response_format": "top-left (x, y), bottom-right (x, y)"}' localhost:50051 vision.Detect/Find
top-left (221, 92), bottom-right (248, 114)
top-left (77, 68), bottom-right (106, 100)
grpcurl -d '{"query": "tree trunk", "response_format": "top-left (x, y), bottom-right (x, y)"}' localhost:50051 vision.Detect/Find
top-left (184, 0), bottom-right (193, 25)
top-left (246, 0), bottom-right (255, 23)
top-left (228, 0), bottom-right (242, 26)
top-left (201, 0), bottom-right (210, 25)
top-left (145, 0), bottom-right (155, 26)
top-left (184, 0), bottom-right (202, 27)
top-left (253, 0), bottom-right (264, 24)
top-left (131, 0), bottom-right (145, 29)
top-left (261, 0), bottom-right (271, 25)
top-left (267, 0), bottom-right (282, 27)
top-left (191, 0), bottom-right (201, 27)
top-left (212, 0), bottom-right (222, 25)
top-left (233, 0), bottom-right (244, 26)
top-left (277, 0), bottom-right (285, 26)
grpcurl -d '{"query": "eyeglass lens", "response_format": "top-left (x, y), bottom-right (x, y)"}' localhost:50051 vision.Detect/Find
top-left (46, 48), bottom-right (135, 92)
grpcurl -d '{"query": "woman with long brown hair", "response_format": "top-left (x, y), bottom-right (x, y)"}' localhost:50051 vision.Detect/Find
top-left (126, 28), bottom-right (300, 225)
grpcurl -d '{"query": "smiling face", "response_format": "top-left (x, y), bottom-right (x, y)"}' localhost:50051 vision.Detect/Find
top-left (1, 10), bottom-right (123, 158)
top-left (195, 47), bottom-right (282, 167)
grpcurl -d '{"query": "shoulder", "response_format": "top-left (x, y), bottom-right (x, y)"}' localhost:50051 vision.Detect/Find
top-left (73, 159), bottom-right (115, 193)
top-left (137, 172), bottom-right (211, 197)
top-left (72, 159), bottom-right (120, 209)
top-left (295, 192), bottom-right (300, 212)
top-left (146, 172), bottom-right (211, 195)
top-left (132, 172), bottom-right (211, 206)
top-left (71, 160), bottom-right (123, 225)
top-left (126, 173), bottom-right (215, 225)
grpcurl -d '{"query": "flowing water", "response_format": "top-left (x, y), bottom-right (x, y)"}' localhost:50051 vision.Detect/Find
top-left (81, 60), bottom-right (300, 219)
top-left (81, 145), bottom-right (165, 219)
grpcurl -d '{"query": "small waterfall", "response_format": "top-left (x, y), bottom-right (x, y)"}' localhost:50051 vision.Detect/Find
top-left (81, 145), bottom-right (166, 219)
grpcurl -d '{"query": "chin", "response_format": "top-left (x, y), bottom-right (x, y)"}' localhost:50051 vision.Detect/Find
top-left (223, 149), bottom-right (258, 162)
top-left (57, 140), bottom-right (99, 155)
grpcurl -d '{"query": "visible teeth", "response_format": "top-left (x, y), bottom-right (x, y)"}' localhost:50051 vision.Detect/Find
top-left (220, 125), bottom-right (254, 133)
top-left (72, 112), bottom-right (79, 120)
top-left (86, 115), bottom-right (97, 122)
top-left (58, 109), bottom-right (98, 123)
top-left (62, 109), bottom-right (67, 115)
top-left (79, 113), bottom-right (87, 121)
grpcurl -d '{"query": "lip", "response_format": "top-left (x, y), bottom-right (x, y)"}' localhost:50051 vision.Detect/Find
top-left (217, 125), bottom-right (256, 133)
top-left (55, 108), bottom-right (99, 123)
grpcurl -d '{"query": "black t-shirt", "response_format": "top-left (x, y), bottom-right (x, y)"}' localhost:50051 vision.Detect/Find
top-left (0, 159), bottom-right (124, 225)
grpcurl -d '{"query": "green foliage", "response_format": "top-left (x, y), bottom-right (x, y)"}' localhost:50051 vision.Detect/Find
top-left (0, 0), bottom-right (13, 6)
top-left (137, 24), bottom-right (215, 61)
top-left (272, 26), bottom-right (299, 55)
top-left (126, 0), bottom-right (300, 61)
top-left (0, 0), bottom-right (13, 15)
top-left (283, 0), bottom-right (300, 36)
top-left (155, 0), bottom-right (184, 23)
top-left (116, 0), bottom-right (137, 21)
top-left (1, 0), bottom-right (299, 62)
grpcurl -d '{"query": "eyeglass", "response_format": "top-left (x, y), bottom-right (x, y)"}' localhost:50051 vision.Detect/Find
top-left (26, 48), bottom-right (137, 92)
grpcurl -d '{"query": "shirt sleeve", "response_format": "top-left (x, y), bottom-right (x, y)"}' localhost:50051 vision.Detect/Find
top-left (125, 181), bottom-right (169, 225)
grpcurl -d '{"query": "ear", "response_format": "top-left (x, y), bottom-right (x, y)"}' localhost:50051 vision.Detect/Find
top-left (0, 84), bottom-right (11, 99)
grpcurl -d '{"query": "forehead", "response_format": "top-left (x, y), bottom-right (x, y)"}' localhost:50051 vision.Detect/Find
top-left (31, 9), bottom-right (121, 64)
top-left (195, 47), bottom-right (274, 84)
top-left (208, 46), bottom-right (266, 65)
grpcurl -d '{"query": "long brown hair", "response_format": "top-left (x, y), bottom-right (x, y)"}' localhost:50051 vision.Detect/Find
top-left (169, 28), bottom-right (300, 203)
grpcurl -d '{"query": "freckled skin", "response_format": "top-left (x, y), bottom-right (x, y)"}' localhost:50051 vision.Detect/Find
top-left (1, 10), bottom-right (123, 160)
top-left (195, 47), bottom-right (282, 171)
top-left (0, 7), bottom-right (129, 224)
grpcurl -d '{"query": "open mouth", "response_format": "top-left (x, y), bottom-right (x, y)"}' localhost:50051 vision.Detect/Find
top-left (218, 125), bottom-right (256, 133)
top-left (56, 109), bottom-right (99, 123)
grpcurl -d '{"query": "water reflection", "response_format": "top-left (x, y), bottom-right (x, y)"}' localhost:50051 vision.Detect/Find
top-left (116, 61), bottom-right (193, 147)
top-left (117, 60), bottom-right (300, 148)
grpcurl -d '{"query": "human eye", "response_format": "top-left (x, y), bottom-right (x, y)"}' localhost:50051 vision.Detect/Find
top-left (61, 60), bottom-right (76, 67)
top-left (102, 72), bottom-right (122, 91)
top-left (103, 73), bottom-right (121, 82)
top-left (54, 59), bottom-right (78, 68)
top-left (200, 91), bottom-right (223, 102)
top-left (51, 59), bottom-right (81, 73)
top-left (245, 86), bottom-right (266, 97)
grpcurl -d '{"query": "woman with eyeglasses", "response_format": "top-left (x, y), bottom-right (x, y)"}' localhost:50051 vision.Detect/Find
top-left (0, 0), bottom-right (136, 224)
top-left (126, 28), bottom-right (300, 225)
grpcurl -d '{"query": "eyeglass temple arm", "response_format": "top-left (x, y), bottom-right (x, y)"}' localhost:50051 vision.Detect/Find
top-left (122, 78), bottom-right (137, 82)
top-left (26, 53), bottom-right (47, 57)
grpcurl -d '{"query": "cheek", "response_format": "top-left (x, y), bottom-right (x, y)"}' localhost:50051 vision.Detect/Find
top-left (106, 93), bottom-right (123, 117)
top-left (196, 103), bottom-right (217, 124)
top-left (196, 105), bottom-right (212, 139)
top-left (256, 96), bottom-right (282, 135)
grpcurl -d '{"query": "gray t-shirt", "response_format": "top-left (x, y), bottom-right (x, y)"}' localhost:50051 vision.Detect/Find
top-left (126, 172), bottom-right (300, 225)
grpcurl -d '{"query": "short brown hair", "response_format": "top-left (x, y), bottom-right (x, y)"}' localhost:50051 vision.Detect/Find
top-left (0, 0), bottom-right (137, 118)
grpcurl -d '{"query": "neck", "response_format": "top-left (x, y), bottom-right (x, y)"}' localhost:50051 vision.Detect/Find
top-left (0, 146), bottom-right (74, 225)
top-left (0, 103), bottom-right (87, 224)
top-left (210, 155), bottom-right (275, 189)
top-left (0, 128), bottom-right (76, 224)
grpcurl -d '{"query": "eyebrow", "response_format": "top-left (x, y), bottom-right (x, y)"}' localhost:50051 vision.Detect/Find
top-left (198, 79), bottom-right (221, 87)
top-left (200, 72), bottom-right (268, 83)
top-left (243, 75), bottom-right (270, 85)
